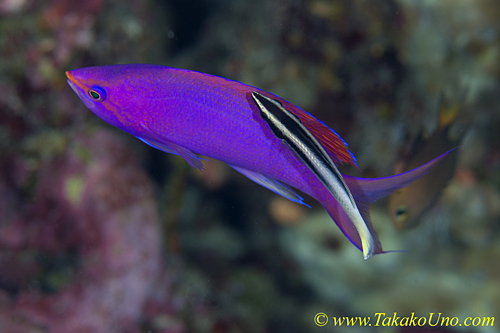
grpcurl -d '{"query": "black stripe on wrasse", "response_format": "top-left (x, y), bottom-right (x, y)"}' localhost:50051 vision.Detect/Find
top-left (252, 93), bottom-right (300, 140)
top-left (251, 92), bottom-right (356, 208)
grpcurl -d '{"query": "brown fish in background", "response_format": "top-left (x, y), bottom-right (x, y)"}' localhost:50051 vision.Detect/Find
top-left (388, 100), bottom-right (465, 229)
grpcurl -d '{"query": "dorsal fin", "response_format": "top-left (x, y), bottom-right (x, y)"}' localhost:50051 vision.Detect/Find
top-left (257, 91), bottom-right (358, 168)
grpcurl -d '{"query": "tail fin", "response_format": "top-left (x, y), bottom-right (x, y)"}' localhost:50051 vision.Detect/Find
top-left (324, 149), bottom-right (455, 258)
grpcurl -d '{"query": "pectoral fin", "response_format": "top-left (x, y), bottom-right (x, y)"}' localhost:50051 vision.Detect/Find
top-left (137, 136), bottom-right (180, 155)
top-left (138, 123), bottom-right (205, 170)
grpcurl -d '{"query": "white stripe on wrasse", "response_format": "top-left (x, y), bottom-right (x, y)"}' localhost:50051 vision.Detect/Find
top-left (251, 91), bottom-right (375, 259)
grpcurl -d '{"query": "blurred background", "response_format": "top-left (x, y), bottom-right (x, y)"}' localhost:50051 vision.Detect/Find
top-left (0, 0), bottom-right (499, 332)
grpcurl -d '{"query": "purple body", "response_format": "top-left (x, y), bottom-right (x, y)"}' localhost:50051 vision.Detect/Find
top-left (66, 64), bottom-right (450, 258)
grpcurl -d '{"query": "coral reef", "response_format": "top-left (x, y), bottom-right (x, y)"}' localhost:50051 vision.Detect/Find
top-left (0, 129), bottom-right (166, 332)
top-left (1, 0), bottom-right (500, 332)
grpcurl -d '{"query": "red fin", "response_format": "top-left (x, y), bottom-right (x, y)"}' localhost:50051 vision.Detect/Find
top-left (258, 92), bottom-right (358, 168)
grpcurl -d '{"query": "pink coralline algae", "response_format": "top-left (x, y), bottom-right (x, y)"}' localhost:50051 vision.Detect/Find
top-left (40, 0), bottom-right (103, 66)
top-left (0, 129), bottom-right (166, 332)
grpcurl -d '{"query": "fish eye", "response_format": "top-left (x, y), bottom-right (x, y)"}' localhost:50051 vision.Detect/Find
top-left (88, 86), bottom-right (107, 102)
top-left (394, 205), bottom-right (409, 222)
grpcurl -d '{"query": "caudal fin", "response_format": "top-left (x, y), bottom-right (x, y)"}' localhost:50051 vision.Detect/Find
top-left (325, 149), bottom-right (455, 258)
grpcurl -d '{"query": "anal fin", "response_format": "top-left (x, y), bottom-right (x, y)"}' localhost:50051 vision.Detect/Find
top-left (229, 164), bottom-right (310, 207)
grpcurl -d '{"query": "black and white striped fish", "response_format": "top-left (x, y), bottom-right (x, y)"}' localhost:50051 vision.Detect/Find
top-left (251, 91), bottom-right (375, 259)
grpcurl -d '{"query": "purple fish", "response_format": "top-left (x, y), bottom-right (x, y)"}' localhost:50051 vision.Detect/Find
top-left (66, 64), bottom-right (450, 259)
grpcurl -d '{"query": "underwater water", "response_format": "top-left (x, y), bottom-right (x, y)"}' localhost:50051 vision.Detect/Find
top-left (0, 0), bottom-right (499, 332)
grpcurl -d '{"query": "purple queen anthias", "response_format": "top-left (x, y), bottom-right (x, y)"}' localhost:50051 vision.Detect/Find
top-left (66, 64), bottom-right (450, 259)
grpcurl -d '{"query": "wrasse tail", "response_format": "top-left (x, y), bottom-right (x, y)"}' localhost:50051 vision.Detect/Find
top-left (252, 91), bottom-right (375, 257)
top-left (322, 149), bottom-right (455, 257)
